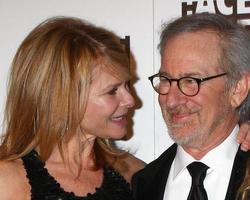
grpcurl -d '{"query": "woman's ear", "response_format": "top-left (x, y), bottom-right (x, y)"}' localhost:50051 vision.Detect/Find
top-left (230, 74), bottom-right (250, 108)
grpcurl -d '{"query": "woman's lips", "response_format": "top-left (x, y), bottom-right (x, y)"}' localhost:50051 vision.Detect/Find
top-left (111, 115), bottom-right (127, 126)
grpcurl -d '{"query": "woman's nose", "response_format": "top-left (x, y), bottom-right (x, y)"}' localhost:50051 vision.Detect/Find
top-left (123, 90), bottom-right (135, 108)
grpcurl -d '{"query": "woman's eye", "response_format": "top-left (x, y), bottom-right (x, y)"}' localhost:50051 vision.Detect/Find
top-left (107, 87), bottom-right (118, 95)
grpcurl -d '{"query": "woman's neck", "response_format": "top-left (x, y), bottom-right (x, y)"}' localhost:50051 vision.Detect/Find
top-left (47, 133), bottom-right (97, 172)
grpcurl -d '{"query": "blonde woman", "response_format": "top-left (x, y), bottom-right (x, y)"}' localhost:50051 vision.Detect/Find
top-left (0, 17), bottom-right (144, 199)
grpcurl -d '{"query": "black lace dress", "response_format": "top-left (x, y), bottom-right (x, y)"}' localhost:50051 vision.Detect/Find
top-left (21, 150), bottom-right (134, 200)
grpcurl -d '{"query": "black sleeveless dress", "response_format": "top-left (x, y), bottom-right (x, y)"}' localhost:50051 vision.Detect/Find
top-left (21, 150), bottom-right (134, 200)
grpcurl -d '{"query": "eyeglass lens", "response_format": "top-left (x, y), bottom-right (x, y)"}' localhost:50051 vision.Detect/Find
top-left (150, 72), bottom-right (227, 96)
top-left (153, 76), bottom-right (199, 96)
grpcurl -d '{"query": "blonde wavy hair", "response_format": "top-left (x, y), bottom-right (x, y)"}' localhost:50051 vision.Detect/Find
top-left (237, 159), bottom-right (250, 200)
top-left (0, 16), bottom-right (131, 171)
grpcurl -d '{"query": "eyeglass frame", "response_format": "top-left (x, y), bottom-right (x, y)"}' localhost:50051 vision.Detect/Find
top-left (148, 72), bottom-right (227, 96)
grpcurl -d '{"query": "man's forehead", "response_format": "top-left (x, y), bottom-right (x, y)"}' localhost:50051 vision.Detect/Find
top-left (162, 31), bottom-right (221, 55)
top-left (160, 31), bottom-right (222, 77)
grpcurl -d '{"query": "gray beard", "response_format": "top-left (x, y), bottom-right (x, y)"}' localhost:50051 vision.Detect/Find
top-left (164, 90), bottom-right (233, 148)
top-left (166, 122), bottom-right (207, 147)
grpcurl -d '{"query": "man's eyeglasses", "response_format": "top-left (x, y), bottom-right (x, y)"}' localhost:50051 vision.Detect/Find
top-left (148, 72), bottom-right (227, 96)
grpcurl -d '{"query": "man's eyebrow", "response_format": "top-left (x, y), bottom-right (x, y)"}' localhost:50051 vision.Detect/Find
top-left (158, 71), bottom-right (170, 77)
top-left (158, 71), bottom-right (203, 78)
top-left (182, 72), bottom-right (204, 77)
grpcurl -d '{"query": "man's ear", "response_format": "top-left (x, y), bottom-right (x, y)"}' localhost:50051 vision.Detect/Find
top-left (230, 74), bottom-right (250, 108)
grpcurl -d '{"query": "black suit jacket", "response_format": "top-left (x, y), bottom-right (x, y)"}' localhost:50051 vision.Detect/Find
top-left (132, 144), bottom-right (249, 200)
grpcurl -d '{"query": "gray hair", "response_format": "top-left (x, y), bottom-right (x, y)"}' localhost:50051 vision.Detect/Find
top-left (159, 13), bottom-right (250, 122)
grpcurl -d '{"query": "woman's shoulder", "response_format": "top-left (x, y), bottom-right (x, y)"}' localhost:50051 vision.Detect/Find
top-left (0, 159), bottom-right (30, 199)
top-left (122, 152), bottom-right (146, 171)
top-left (0, 159), bottom-right (25, 183)
top-left (115, 152), bottom-right (146, 183)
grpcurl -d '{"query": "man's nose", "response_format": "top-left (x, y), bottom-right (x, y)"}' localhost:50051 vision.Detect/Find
top-left (160, 82), bottom-right (187, 108)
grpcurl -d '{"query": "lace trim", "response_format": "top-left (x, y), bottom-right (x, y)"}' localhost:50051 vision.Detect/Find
top-left (22, 150), bottom-right (133, 200)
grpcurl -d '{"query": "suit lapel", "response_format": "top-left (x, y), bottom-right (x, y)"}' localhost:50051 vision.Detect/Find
top-left (150, 144), bottom-right (177, 200)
